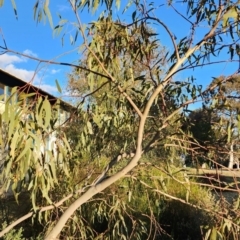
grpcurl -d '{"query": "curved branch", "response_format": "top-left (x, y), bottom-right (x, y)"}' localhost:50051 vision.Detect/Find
top-left (201, 4), bottom-right (223, 41)
top-left (146, 16), bottom-right (180, 61)
top-left (45, 40), bottom-right (205, 240)
top-left (45, 16), bottom-right (207, 239)
top-left (118, 86), bottom-right (143, 118)
top-left (45, 150), bottom-right (142, 239)
top-left (170, 4), bottom-right (194, 26)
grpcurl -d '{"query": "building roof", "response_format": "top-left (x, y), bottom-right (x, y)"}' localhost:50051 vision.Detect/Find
top-left (0, 68), bottom-right (75, 112)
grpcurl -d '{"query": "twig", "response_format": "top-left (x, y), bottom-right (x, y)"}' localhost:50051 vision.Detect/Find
top-left (170, 4), bottom-right (194, 26)
top-left (146, 16), bottom-right (180, 61)
top-left (0, 28), bottom-right (7, 49)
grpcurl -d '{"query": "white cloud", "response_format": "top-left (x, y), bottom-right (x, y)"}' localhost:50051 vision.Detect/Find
top-left (37, 84), bottom-right (58, 93)
top-left (33, 75), bottom-right (58, 93)
top-left (57, 5), bottom-right (70, 12)
top-left (4, 64), bottom-right (37, 82)
top-left (0, 52), bottom-right (58, 94)
top-left (23, 49), bottom-right (38, 58)
top-left (0, 54), bottom-right (23, 67)
top-left (51, 69), bottom-right (61, 74)
top-left (0, 50), bottom-right (38, 68)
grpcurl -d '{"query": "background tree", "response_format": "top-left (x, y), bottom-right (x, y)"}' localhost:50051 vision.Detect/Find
top-left (204, 75), bottom-right (240, 168)
top-left (183, 108), bottom-right (221, 167)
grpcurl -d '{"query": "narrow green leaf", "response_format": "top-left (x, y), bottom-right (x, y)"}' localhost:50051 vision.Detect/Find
top-left (49, 155), bottom-right (58, 183)
top-left (122, 0), bottom-right (133, 13)
top-left (35, 97), bottom-right (43, 127)
top-left (61, 133), bottom-right (71, 152)
top-left (93, 0), bottom-right (99, 12)
top-left (59, 19), bottom-right (68, 25)
top-left (10, 130), bottom-right (19, 158)
top-left (44, 0), bottom-right (53, 29)
top-left (15, 139), bottom-right (32, 162)
top-left (74, 30), bottom-right (78, 42)
top-left (210, 227), bottom-right (217, 240)
top-left (10, 0), bottom-right (17, 19)
top-left (42, 98), bottom-right (52, 129)
top-left (5, 159), bottom-right (13, 180)
top-left (223, 7), bottom-right (238, 27)
top-left (116, 0), bottom-right (120, 9)
top-left (87, 121), bottom-right (93, 134)
top-left (55, 79), bottom-right (62, 93)
top-left (33, 0), bottom-right (39, 20)
top-left (28, 180), bottom-right (33, 191)
top-left (0, 0), bottom-right (4, 7)
top-left (229, 46), bottom-right (234, 60)
top-left (132, 11), bottom-right (136, 21)
top-left (81, 132), bottom-right (85, 147)
top-left (70, 34), bottom-right (74, 45)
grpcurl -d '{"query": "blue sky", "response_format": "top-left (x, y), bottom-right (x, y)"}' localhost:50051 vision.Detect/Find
top-left (0, 0), bottom-right (238, 105)
top-left (0, 0), bottom-right (78, 96)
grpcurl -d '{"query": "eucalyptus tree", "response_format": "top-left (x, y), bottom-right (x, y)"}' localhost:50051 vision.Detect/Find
top-left (66, 24), bottom-right (184, 162)
top-left (182, 108), bottom-right (218, 167)
top-left (0, 0), bottom-right (240, 239)
top-left (204, 75), bottom-right (240, 168)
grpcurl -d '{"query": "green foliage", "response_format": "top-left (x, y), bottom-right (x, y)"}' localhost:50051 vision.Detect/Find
top-left (157, 173), bottom-right (215, 239)
top-left (0, 90), bottom-right (72, 209)
top-left (1, 222), bottom-right (24, 240)
top-left (42, 161), bottom-right (218, 239)
top-left (201, 75), bottom-right (240, 168)
top-left (160, 201), bottom-right (214, 240)
top-left (203, 194), bottom-right (240, 240)
top-left (183, 108), bottom-right (221, 166)
top-left (33, 0), bottom-right (53, 28)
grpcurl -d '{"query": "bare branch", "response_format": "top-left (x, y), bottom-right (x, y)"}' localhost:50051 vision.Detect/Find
top-left (2, 48), bottom-right (111, 80)
top-left (0, 28), bottom-right (7, 49)
top-left (146, 16), bottom-right (180, 61)
top-left (170, 4), bottom-right (194, 26)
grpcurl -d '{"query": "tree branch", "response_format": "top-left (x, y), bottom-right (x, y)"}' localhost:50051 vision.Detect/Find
top-left (0, 48), bottom-right (111, 80)
top-left (146, 16), bottom-right (180, 61)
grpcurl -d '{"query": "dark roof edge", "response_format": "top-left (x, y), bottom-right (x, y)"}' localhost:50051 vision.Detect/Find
top-left (0, 68), bottom-right (76, 112)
